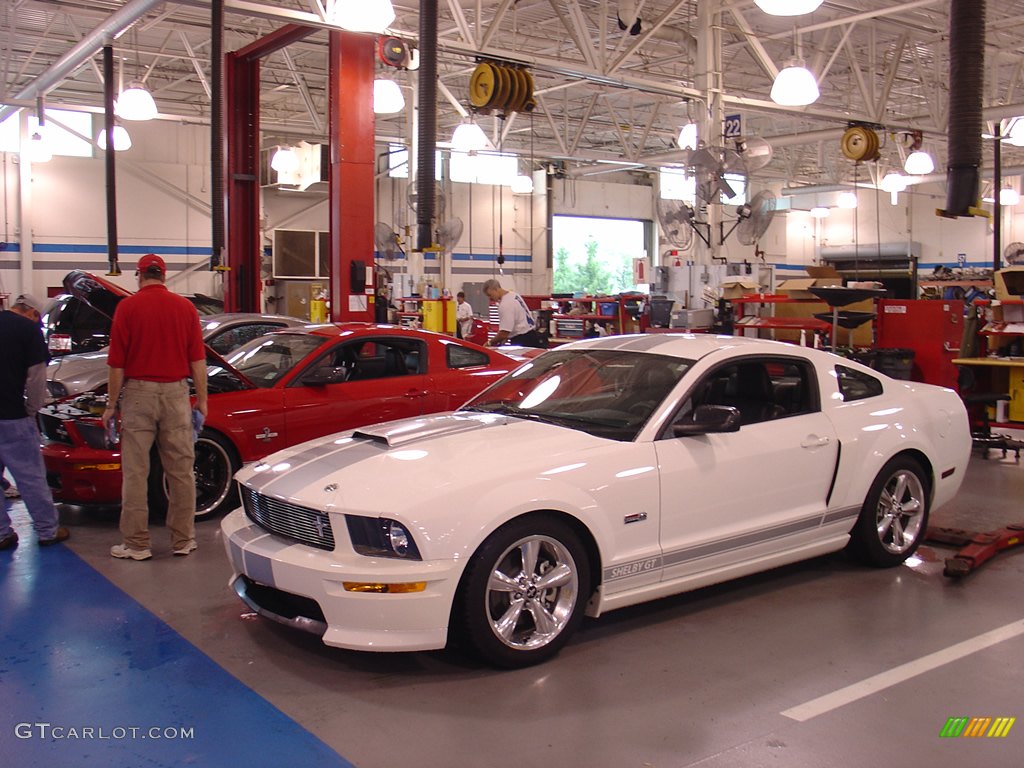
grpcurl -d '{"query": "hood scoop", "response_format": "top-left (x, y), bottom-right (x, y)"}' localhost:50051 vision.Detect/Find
top-left (351, 413), bottom-right (496, 449)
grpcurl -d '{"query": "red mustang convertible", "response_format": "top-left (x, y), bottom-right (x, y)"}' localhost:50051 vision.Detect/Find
top-left (39, 320), bottom-right (525, 518)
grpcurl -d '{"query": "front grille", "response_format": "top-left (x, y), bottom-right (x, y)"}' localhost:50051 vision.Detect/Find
top-left (242, 486), bottom-right (335, 551)
top-left (38, 413), bottom-right (72, 444)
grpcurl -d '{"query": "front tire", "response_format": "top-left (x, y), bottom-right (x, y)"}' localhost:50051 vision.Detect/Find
top-left (153, 429), bottom-right (240, 520)
top-left (848, 456), bottom-right (930, 567)
top-left (456, 515), bottom-right (590, 668)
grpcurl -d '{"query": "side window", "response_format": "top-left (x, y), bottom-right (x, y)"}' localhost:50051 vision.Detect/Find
top-left (835, 365), bottom-right (883, 401)
top-left (344, 339), bottom-right (425, 381)
top-left (447, 344), bottom-right (490, 369)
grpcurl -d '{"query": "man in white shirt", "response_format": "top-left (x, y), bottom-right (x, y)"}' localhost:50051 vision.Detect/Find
top-left (482, 278), bottom-right (545, 348)
top-left (456, 291), bottom-right (474, 339)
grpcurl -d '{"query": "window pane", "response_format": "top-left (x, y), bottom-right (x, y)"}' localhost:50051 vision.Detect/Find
top-left (387, 143), bottom-right (442, 180)
top-left (450, 151), bottom-right (517, 185)
top-left (552, 215), bottom-right (649, 296)
top-left (0, 109), bottom-right (93, 157)
top-left (273, 230), bottom-right (317, 277)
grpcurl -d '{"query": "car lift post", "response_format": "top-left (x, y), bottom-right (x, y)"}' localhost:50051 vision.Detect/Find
top-left (926, 523), bottom-right (1024, 577)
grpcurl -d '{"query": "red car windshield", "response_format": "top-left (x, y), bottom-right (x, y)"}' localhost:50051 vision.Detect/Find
top-left (224, 333), bottom-right (327, 388)
top-left (461, 349), bottom-right (692, 441)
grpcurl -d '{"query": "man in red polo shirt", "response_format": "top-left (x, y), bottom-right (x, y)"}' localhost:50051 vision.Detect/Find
top-left (102, 254), bottom-right (208, 560)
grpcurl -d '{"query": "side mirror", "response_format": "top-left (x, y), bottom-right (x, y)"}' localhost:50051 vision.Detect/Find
top-left (672, 404), bottom-right (741, 437)
top-left (302, 367), bottom-right (348, 387)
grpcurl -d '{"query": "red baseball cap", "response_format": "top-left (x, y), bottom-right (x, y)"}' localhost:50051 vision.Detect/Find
top-left (137, 253), bottom-right (166, 275)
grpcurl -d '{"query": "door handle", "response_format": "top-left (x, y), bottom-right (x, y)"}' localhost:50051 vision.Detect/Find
top-left (801, 435), bottom-right (830, 449)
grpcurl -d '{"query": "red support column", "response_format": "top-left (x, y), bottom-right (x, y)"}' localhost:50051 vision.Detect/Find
top-left (223, 51), bottom-right (260, 313)
top-left (223, 24), bottom-right (316, 313)
top-left (328, 30), bottom-right (375, 323)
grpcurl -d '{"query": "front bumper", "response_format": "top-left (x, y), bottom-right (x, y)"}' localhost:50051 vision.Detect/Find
top-left (221, 508), bottom-right (462, 653)
top-left (41, 442), bottom-right (122, 504)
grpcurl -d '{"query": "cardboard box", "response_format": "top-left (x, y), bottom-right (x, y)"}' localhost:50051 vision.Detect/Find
top-left (776, 266), bottom-right (843, 299)
top-left (994, 267), bottom-right (1024, 300)
top-left (720, 279), bottom-right (759, 299)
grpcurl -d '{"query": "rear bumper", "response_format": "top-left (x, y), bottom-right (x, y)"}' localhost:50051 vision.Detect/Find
top-left (41, 442), bottom-right (122, 504)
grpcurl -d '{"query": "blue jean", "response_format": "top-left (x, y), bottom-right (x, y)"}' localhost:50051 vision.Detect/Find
top-left (0, 417), bottom-right (60, 539)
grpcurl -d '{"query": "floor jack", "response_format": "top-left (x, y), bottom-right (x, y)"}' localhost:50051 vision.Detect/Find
top-left (925, 523), bottom-right (1024, 577)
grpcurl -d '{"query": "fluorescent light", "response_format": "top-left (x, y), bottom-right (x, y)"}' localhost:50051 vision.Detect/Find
top-left (328, 0), bottom-right (395, 33)
top-left (837, 191), bottom-right (858, 209)
top-left (809, 206), bottom-right (830, 219)
top-left (903, 150), bottom-right (934, 175)
top-left (271, 146), bottom-right (299, 173)
top-left (677, 122), bottom-right (698, 151)
top-left (114, 82), bottom-right (158, 121)
top-left (1006, 117), bottom-right (1024, 147)
top-left (770, 63), bottom-right (819, 106)
top-left (1000, 187), bottom-right (1020, 206)
top-left (27, 131), bottom-right (51, 163)
top-left (96, 125), bottom-right (132, 151)
top-left (451, 122), bottom-right (488, 152)
top-left (373, 79), bottom-right (405, 114)
top-left (511, 174), bottom-right (534, 194)
top-left (755, 0), bottom-right (823, 15)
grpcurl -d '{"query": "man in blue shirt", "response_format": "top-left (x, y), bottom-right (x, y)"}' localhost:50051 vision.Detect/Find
top-left (0, 294), bottom-right (69, 549)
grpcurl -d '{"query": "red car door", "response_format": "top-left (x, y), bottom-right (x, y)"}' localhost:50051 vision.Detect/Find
top-left (282, 335), bottom-right (436, 443)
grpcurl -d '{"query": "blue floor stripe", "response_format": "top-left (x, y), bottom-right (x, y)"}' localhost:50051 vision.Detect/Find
top-left (0, 514), bottom-right (354, 768)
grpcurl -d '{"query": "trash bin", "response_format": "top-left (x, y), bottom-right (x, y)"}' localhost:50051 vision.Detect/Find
top-left (872, 348), bottom-right (915, 380)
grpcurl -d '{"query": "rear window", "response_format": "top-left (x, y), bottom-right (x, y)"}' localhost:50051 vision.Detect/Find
top-left (835, 365), bottom-right (883, 401)
top-left (447, 344), bottom-right (490, 369)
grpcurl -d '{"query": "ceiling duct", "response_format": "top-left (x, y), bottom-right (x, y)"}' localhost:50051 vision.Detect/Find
top-left (941, 0), bottom-right (986, 218)
top-left (417, 0), bottom-right (438, 251)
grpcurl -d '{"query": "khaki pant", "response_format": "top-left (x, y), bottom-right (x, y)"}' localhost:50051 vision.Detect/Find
top-left (119, 379), bottom-right (195, 551)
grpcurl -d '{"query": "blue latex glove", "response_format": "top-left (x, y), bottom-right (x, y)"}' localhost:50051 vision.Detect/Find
top-left (192, 409), bottom-right (205, 443)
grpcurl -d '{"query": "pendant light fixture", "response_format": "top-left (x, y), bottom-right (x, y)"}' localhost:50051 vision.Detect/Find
top-left (677, 122), bottom-right (698, 151)
top-left (373, 79), bottom-right (405, 114)
top-left (328, 0), bottom-right (395, 33)
top-left (115, 81), bottom-right (158, 121)
top-left (837, 191), bottom-right (858, 209)
top-left (97, 125), bottom-right (133, 151)
top-left (271, 145), bottom-right (299, 174)
top-left (903, 131), bottom-right (934, 175)
top-left (771, 60), bottom-right (819, 106)
top-left (809, 206), bottom-right (830, 219)
top-left (755, 0), bottom-right (823, 16)
top-left (1000, 186), bottom-right (1020, 206)
top-left (451, 121), bottom-right (488, 152)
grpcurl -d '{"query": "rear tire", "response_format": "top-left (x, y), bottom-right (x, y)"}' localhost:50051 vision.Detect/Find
top-left (456, 515), bottom-right (590, 668)
top-left (847, 456), bottom-right (930, 567)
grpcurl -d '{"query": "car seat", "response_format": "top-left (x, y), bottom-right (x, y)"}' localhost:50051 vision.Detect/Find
top-left (731, 363), bottom-right (785, 424)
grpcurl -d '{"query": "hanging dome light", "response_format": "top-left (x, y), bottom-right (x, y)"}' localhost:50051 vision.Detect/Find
top-left (451, 122), bottom-right (488, 152)
top-left (271, 145), bottom-right (299, 174)
top-left (511, 174), bottom-right (534, 194)
top-left (373, 79), bottom-right (405, 114)
top-left (809, 206), bottom-right (830, 219)
top-left (904, 149), bottom-right (934, 175)
top-left (328, 0), bottom-right (395, 33)
top-left (96, 125), bottom-right (133, 151)
top-left (755, 0), bottom-right (824, 15)
top-left (1000, 186), bottom-right (1021, 206)
top-left (677, 122), bottom-right (698, 151)
top-left (115, 81), bottom-right (158, 121)
top-left (770, 61), bottom-right (819, 106)
top-left (880, 172), bottom-right (908, 193)
top-left (27, 131), bottom-right (51, 163)
top-left (837, 191), bottom-right (858, 209)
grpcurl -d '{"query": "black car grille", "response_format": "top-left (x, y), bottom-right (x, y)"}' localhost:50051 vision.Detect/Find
top-left (38, 412), bottom-right (72, 444)
top-left (242, 486), bottom-right (335, 551)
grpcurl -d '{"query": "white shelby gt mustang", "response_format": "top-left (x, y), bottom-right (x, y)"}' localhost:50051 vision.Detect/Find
top-left (222, 335), bottom-right (971, 667)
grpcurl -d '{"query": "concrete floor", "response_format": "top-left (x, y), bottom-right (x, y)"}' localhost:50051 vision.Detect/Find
top-left (4, 452), bottom-right (1023, 768)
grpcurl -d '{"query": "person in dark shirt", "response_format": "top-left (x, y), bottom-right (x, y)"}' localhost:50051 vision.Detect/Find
top-left (0, 294), bottom-right (69, 550)
top-left (102, 255), bottom-right (208, 560)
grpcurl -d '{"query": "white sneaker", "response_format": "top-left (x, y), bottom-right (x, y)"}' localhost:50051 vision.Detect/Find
top-left (173, 540), bottom-right (198, 556)
top-left (110, 543), bottom-right (152, 560)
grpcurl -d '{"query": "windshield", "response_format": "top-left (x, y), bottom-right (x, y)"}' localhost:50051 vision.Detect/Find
top-left (461, 349), bottom-right (692, 441)
top-left (223, 332), bottom-right (327, 388)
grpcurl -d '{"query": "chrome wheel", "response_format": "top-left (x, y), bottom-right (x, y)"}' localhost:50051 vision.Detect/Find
top-left (485, 535), bottom-right (580, 651)
top-left (458, 516), bottom-right (590, 667)
top-left (874, 468), bottom-right (926, 555)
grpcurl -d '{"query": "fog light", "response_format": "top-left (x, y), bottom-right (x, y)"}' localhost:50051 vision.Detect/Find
top-left (343, 582), bottom-right (426, 594)
top-left (72, 463), bottom-right (121, 471)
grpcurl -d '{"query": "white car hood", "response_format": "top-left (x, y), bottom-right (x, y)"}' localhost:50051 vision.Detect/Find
top-left (237, 411), bottom-right (616, 516)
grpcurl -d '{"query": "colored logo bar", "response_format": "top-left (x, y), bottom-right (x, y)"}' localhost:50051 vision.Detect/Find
top-left (940, 716), bottom-right (1016, 738)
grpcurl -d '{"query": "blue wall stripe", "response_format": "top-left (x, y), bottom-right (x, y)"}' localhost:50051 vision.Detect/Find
top-left (32, 244), bottom-right (213, 256)
top-left (0, 518), bottom-right (353, 768)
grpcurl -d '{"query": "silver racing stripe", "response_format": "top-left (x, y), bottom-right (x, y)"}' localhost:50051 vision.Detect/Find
top-left (255, 441), bottom-right (386, 498)
top-left (244, 439), bottom-right (379, 494)
top-left (821, 506), bottom-right (860, 526)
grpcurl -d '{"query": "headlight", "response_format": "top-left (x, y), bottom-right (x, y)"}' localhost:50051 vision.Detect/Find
top-left (47, 380), bottom-right (69, 399)
top-left (345, 516), bottom-right (422, 560)
top-left (74, 421), bottom-right (109, 450)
